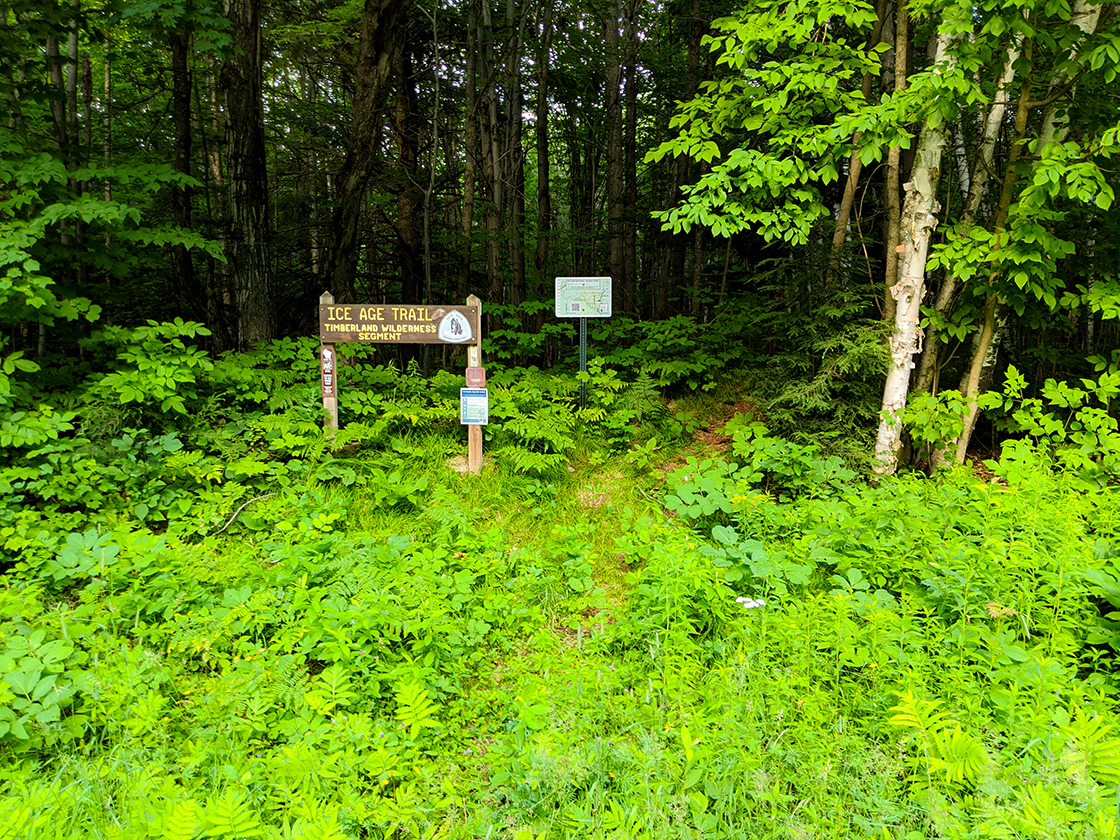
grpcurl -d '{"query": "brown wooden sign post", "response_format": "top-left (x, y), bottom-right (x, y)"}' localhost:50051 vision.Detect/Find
top-left (465, 294), bottom-right (483, 474)
top-left (319, 291), bottom-right (340, 431)
top-left (317, 291), bottom-right (484, 472)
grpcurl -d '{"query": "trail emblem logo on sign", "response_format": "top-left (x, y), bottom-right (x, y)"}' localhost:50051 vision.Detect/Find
top-left (438, 310), bottom-right (473, 343)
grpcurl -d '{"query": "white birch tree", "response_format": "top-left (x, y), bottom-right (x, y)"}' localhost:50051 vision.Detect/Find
top-left (650, 0), bottom-right (1120, 475)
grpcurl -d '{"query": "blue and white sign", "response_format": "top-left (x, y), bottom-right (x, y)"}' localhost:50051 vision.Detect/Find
top-left (460, 388), bottom-right (489, 425)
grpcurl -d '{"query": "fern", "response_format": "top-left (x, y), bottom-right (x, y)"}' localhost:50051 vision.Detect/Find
top-left (890, 691), bottom-right (988, 786)
top-left (303, 664), bottom-right (358, 715)
top-left (501, 445), bottom-right (569, 475)
top-left (162, 798), bottom-right (199, 840)
top-left (201, 789), bottom-right (263, 838)
top-left (1062, 711), bottom-right (1120, 784)
top-left (621, 370), bottom-right (666, 424)
top-left (271, 655), bottom-right (313, 710)
top-left (927, 723), bottom-right (988, 784)
top-left (293, 817), bottom-right (349, 840)
top-left (395, 681), bottom-right (440, 739)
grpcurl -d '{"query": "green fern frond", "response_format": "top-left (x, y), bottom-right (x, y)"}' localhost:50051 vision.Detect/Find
top-left (395, 681), bottom-right (440, 740)
top-left (888, 691), bottom-right (950, 736)
top-left (1063, 711), bottom-right (1120, 784)
top-left (293, 816), bottom-right (349, 840)
top-left (162, 798), bottom-right (199, 840)
top-left (622, 370), bottom-right (666, 424)
top-left (928, 724), bottom-right (988, 784)
top-left (502, 445), bottom-right (568, 475)
top-left (201, 789), bottom-right (263, 838)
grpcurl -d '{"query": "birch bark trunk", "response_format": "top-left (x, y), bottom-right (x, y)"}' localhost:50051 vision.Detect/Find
top-left (872, 27), bottom-right (958, 476)
top-left (914, 26), bottom-right (1025, 396)
top-left (946, 0), bottom-right (1101, 464)
top-left (881, 0), bottom-right (908, 322)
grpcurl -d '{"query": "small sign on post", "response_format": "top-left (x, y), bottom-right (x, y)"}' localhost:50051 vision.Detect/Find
top-left (555, 277), bottom-right (612, 408)
top-left (319, 292), bottom-right (339, 431)
top-left (460, 389), bottom-right (489, 425)
top-left (465, 294), bottom-right (484, 474)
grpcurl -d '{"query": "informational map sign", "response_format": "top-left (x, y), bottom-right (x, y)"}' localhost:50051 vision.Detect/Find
top-left (460, 389), bottom-right (489, 425)
top-left (319, 304), bottom-right (479, 344)
top-left (555, 277), bottom-right (612, 318)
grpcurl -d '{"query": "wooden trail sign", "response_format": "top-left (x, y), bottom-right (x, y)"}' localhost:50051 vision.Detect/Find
top-left (319, 302), bottom-right (479, 344)
top-left (318, 291), bottom-right (486, 474)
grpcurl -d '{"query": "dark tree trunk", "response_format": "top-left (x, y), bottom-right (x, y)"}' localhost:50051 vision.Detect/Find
top-left (622, 0), bottom-right (638, 314)
top-left (479, 0), bottom-right (503, 306)
top-left (170, 27), bottom-right (201, 321)
top-left (533, 2), bottom-right (554, 330)
top-left (604, 1), bottom-right (626, 306)
top-left (653, 0), bottom-right (706, 318)
top-left (222, 0), bottom-right (274, 349)
top-left (324, 0), bottom-right (407, 304)
top-left (458, 0), bottom-right (478, 302)
top-left (394, 42), bottom-right (423, 306)
top-left (504, 0), bottom-right (528, 309)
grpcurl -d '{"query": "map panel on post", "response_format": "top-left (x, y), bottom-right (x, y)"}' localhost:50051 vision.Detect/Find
top-left (319, 305), bottom-right (479, 344)
top-left (555, 277), bottom-right (612, 318)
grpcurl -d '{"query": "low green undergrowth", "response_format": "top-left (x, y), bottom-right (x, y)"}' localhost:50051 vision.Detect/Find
top-left (3, 330), bottom-right (1120, 839)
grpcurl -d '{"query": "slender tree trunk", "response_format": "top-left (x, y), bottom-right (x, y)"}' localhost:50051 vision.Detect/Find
top-left (77, 50), bottom-right (92, 290)
top-left (324, 0), bottom-right (407, 304)
top-left (882, 0), bottom-right (908, 323)
top-left (1038, 0), bottom-right (1101, 145)
top-left (947, 2), bottom-right (1103, 464)
top-left (654, 0), bottom-right (705, 319)
top-left (422, 4), bottom-right (440, 306)
top-left (604, 0), bottom-right (626, 307)
top-left (504, 0), bottom-right (527, 309)
top-left (394, 42), bottom-right (423, 306)
top-left (45, 24), bottom-right (73, 345)
top-left (945, 42), bottom-right (1034, 466)
top-left (915, 25), bottom-right (1025, 396)
top-left (458, 0), bottom-right (479, 302)
top-left (65, 0), bottom-right (78, 159)
top-left (46, 36), bottom-right (67, 152)
top-left (479, 0), bottom-right (503, 305)
top-left (534, 1), bottom-right (554, 318)
top-left (170, 27), bottom-right (201, 320)
top-left (222, 0), bottom-right (274, 349)
top-left (872, 26), bottom-right (958, 476)
top-left (691, 163), bottom-right (708, 319)
top-left (827, 1), bottom-right (887, 280)
top-left (196, 56), bottom-right (234, 348)
top-left (622, 0), bottom-right (639, 314)
top-left (5, 2), bottom-right (26, 132)
top-left (296, 70), bottom-right (320, 276)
